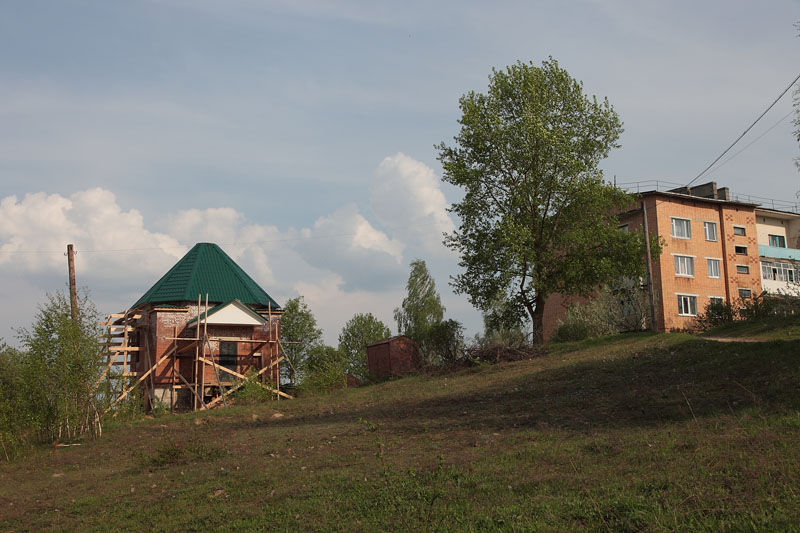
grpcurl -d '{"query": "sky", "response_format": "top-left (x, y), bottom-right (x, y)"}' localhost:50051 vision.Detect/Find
top-left (1, 0), bottom-right (799, 345)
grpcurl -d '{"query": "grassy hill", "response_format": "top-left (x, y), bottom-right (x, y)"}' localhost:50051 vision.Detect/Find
top-left (2, 329), bottom-right (799, 531)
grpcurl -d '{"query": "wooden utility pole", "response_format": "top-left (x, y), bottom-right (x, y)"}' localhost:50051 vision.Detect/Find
top-left (641, 202), bottom-right (657, 331)
top-left (67, 244), bottom-right (78, 324)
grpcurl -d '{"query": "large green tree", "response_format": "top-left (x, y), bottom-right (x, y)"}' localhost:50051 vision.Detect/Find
top-left (437, 59), bottom-right (654, 342)
top-left (338, 313), bottom-right (391, 381)
top-left (393, 259), bottom-right (445, 342)
top-left (280, 296), bottom-right (323, 384)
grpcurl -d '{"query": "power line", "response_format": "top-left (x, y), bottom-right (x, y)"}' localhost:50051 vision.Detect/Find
top-left (0, 220), bottom-right (454, 256)
top-left (704, 109), bottom-right (795, 175)
top-left (687, 71), bottom-right (800, 188)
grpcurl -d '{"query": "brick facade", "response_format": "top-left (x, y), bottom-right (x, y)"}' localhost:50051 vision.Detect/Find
top-left (131, 305), bottom-right (282, 407)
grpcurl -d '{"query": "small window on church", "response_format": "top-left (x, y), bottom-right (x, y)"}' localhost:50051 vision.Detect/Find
top-left (219, 342), bottom-right (237, 380)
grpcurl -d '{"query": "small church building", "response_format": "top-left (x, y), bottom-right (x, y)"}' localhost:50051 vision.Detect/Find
top-left (104, 243), bottom-right (288, 411)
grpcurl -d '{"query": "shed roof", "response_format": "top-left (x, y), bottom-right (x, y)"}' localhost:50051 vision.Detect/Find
top-left (365, 335), bottom-right (415, 348)
top-left (132, 243), bottom-right (281, 310)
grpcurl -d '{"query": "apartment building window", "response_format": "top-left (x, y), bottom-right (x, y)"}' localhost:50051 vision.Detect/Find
top-left (735, 245), bottom-right (748, 255)
top-left (768, 234), bottom-right (786, 248)
top-left (674, 255), bottom-right (695, 277)
top-left (618, 224), bottom-right (629, 233)
top-left (761, 261), bottom-right (795, 282)
top-left (707, 258), bottom-right (721, 278)
top-left (677, 294), bottom-right (698, 316)
top-left (738, 288), bottom-right (752, 299)
top-left (736, 265), bottom-right (749, 274)
top-left (704, 221), bottom-right (718, 241)
top-left (671, 217), bottom-right (691, 239)
top-left (733, 226), bottom-right (746, 236)
top-left (709, 296), bottom-right (724, 306)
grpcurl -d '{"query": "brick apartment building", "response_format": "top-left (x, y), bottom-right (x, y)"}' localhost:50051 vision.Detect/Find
top-left (542, 182), bottom-right (800, 339)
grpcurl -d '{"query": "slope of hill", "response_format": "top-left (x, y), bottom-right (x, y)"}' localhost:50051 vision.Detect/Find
top-left (2, 330), bottom-right (799, 531)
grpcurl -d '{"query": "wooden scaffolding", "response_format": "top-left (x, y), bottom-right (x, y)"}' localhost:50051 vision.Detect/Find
top-left (99, 294), bottom-right (293, 417)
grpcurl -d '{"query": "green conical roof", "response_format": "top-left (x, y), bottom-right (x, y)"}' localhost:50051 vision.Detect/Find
top-left (132, 243), bottom-right (281, 310)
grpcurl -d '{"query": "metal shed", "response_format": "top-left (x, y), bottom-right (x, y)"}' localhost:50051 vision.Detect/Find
top-left (366, 336), bottom-right (420, 379)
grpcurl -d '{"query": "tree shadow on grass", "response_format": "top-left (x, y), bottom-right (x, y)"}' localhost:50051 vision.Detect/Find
top-left (232, 337), bottom-right (800, 435)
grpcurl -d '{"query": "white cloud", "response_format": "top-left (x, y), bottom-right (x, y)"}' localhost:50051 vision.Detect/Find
top-left (371, 152), bottom-right (456, 254)
top-left (293, 204), bottom-right (405, 291)
top-left (0, 165), bottom-right (483, 346)
top-left (0, 185), bottom-right (412, 342)
top-left (293, 274), bottom-right (401, 343)
top-left (0, 188), bottom-right (185, 276)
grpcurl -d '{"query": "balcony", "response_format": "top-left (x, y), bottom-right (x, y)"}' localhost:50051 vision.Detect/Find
top-left (759, 245), bottom-right (800, 261)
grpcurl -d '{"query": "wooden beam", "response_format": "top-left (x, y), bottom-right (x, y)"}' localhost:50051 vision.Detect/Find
top-left (171, 326), bottom-right (177, 414)
top-left (98, 327), bottom-right (134, 333)
top-left (105, 313), bottom-right (142, 319)
top-left (198, 357), bottom-right (247, 380)
top-left (92, 350), bottom-right (122, 392)
top-left (109, 346), bottom-right (140, 352)
top-left (194, 295), bottom-right (201, 411)
top-left (176, 341), bottom-right (198, 354)
top-left (103, 347), bottom-right (176, 415)
top-left (208, 337), bottom-right (268, 343)
top-left (205, 356), bottom-right (290, 408)
top-left (176, 370), bottom-right (208, 410)
top-left (164, 336), bottom-right (269, 343)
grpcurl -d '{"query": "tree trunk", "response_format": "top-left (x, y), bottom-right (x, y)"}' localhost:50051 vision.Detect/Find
top-left (522, 292), bottom-right (545, 345)
top-left (531, 301), bottom-right (545, 344)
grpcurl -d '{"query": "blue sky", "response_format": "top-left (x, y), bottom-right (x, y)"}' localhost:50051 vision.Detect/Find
top-left (1, 0), bottom-right (799, 344)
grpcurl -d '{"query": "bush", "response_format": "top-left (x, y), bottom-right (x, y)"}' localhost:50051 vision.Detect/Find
top-left (298, 345), bottom-right (347, 394)
top-left (694, 291), bottom-right (800, 332)
top-left (552, 281), bottom-right (652, 342)
top-left (766, 291), bottom-right (800, 316)
top-left (233, 370), bottom-right (274, 405)
top-left (552, 321), bottom-right (593, 343)
top-left (0, 343), bottom-right (27, 459)
top-left (14, 291), bottom-right (104, 445)
top-left (738, 292), bottom-right (777, 321)
top-left (422, 319), bottom-right (465, 365)
top-left (694, 300), bottom-right (737, 330)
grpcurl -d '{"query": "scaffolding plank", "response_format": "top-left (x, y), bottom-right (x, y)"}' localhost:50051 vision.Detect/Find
top-left (106, 313), bottom-right (142, 319)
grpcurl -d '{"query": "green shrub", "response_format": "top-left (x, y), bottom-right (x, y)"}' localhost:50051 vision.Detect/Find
top-left (552, 281), bottom-right (652, 342)
top-left (234, 370), bottom-right (275, 405)
top-left (694, 300), bottom-right (737, 330)
top-left (552, 321), bottom-right (592, 342)
top-left (298, 345), bottom-right (347, 394)
top-left (9, 291), bottom-right (104, 447)
top-left (422, 319), bottom-right (465, 365)
top-left (739, 292), bottom-right (777, 320)
top-left (0, 343), bottom-right (27, 459)
top-left (694, 292), bottom-right (800, 332)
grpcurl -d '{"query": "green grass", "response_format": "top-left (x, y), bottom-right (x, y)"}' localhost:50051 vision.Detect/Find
top-left (1, 329), bottom-right (799, 531)
top-left (701, 315), bottom-right (800, 340)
